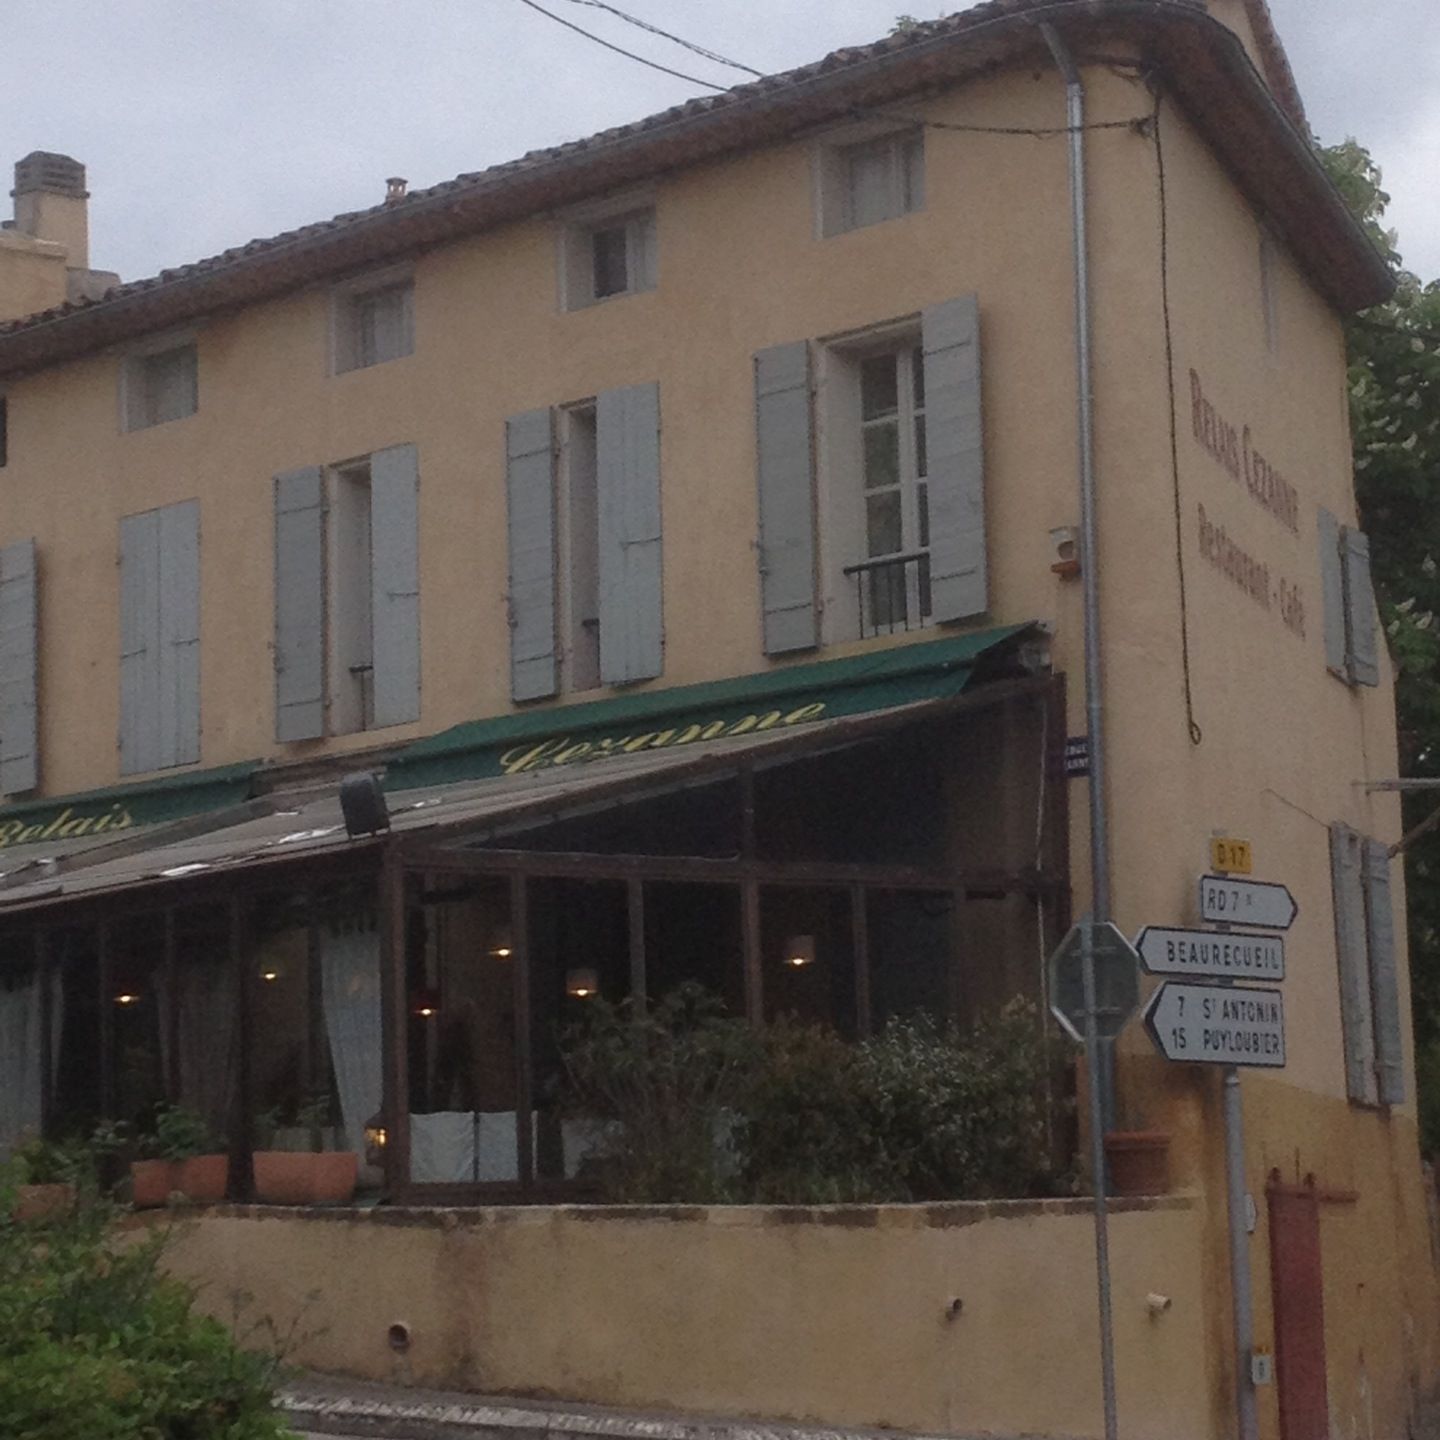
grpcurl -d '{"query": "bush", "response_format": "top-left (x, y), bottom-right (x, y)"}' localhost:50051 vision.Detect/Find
top-left (0, 1183), bottom-right (297, 1439)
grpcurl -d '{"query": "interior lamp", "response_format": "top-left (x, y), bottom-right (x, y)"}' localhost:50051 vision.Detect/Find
top-left (566, 967), bottom-right (600, 999)
top-left (783, 935), bottom-right (817, 968)
top-left (113, 991), bottom-right (141, 1006)
top-left (488, 923), bottom-right (514, 959)
top-left (410, 987), bottom-right (441, 1018)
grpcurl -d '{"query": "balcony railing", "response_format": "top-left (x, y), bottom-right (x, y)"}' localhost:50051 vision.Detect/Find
top-left (842, 551), bottom-right (932, 638)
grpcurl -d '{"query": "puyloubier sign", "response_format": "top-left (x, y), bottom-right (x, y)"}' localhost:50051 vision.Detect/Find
top-left (1135, 926), bottom-right (1285, 981)
top-left (1197, 874), bottom-right (1298, 931)
top-left (1144, 981), bottom-right (1286, 1068)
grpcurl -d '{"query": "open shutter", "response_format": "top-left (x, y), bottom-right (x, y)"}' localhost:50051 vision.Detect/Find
top-left (754, 342), bottom-right (817, 655)
top-left (119, 510), bottom-right (161, 774)
top-left (1317, 508), bottom-right (1347, 679)
top-left (157, 501), bottom-right (200, 767)
top-left (1343, 527), bottom-right (1380, 687)
top-left (922, 294), bottom-right (987, 622)
top-left (597, 382), bottom-right (662, 684)
top-left (370, 443), bottom-right (421, 728)
top-left (1330, 822), bottom-right (1377, 1104)
top-left (274, 466), bottom-right (326, 741)
top-left (1363, 837), bottom-right (1406, 1105)
top-left (0, 539), bottom-right (39, 795)
top-left (506, 410), bottom-right (558, 701)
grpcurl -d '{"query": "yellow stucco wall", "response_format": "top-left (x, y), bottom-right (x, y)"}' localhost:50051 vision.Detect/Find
top-left (0, 230), bottom-right (68, 325)
top-left (160, 1198), bottom-right (1212, 1440)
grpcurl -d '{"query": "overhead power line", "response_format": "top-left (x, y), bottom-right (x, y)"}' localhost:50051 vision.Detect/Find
top-left (557, 0), bottom-right (764, 77)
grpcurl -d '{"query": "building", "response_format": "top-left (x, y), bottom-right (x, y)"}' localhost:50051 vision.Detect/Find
top-left (0, 2), bottom-right (1433, 1437)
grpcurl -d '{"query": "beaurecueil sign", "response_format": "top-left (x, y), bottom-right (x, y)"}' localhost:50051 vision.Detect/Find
top-left (1135, 926), bottom-right (1285, 981)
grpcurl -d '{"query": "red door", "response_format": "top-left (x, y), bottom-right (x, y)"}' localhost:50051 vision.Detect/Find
top-left (1268, 1179), bottom-right (1330, 1440)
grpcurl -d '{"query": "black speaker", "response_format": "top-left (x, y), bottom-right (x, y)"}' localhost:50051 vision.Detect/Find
top-left (339, 772), bottom-right (390, 837)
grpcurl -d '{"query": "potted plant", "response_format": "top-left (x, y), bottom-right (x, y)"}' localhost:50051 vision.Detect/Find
top-left (132, 1104), bottom-right (229, 1208)
top-left (251, 1095), bottom-right (357, 1206)
top-left (6, 1135), bottom-right (80, 1221)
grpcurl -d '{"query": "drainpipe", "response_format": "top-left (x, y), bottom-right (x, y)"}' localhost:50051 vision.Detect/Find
top-left (1039, 25), bottom-right (1119, 1440)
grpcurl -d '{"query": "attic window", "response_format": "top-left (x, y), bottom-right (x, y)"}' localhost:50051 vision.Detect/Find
top-left (561, 206), bottom-right (657, 310)
top-left (123, 343), bottom-right (198, 431)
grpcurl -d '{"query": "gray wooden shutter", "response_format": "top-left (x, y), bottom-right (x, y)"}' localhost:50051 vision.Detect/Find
top-left (922, 294), bottom-right (987, 622)
top-left (1330, 822), bottom-right (1378, 1104)
top-left (1318, 508), bottom-right (1347, 679)
top-left (1363, 837), bottom-right (1406, 1105)
top-left (274, 466), bottom-right (326, 741)
top-left (0, 539), bottom-right (39, 795)
top-left (119, 509), bottom-right (160, 774)
top-left (754, 342), bottom-right (817, 654)
top-left (506, 409), bottom-right (558, 701)
top-left (1343, 527), bottom-right (1380, 687)
top-left (157, 500), bottom-right (200, 768)
top-left (370, 443), bottom-right (421, 727)
top-left (597, 382), bottom-right (663, 684)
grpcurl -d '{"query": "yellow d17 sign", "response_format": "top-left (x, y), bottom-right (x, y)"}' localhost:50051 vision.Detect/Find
top-left (1209, 837), bottom-right (1253, 875)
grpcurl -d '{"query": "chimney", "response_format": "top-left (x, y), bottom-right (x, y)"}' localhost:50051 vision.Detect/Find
top-left (12, 151), bottom-right (89, 269)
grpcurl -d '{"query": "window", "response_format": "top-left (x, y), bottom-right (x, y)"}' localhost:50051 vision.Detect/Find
top-left (273, 445), bottom-right (420, 742)
top-left (560, 206), bottom-right (656, 310)
top-left (123, 343), bottom-right (198, 431)
top-left (333, 275), bottom-right (414, 373)
top-left (818, 128), bottom-right (924, 237)
top-left (1330, 823), bottom-right (1405, 1106)
top-left (1318, 508), bottom-right (1379, 687)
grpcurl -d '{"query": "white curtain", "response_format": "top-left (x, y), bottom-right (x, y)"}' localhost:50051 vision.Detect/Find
top-left (0, 972), bottom-right (42, 1159)
top-left (166, 959), bottom-right (238, 1141)
top-left (409, 1110), bottom-right (520, 1183)
top-left (321, 917), bottom-right (382, 1154)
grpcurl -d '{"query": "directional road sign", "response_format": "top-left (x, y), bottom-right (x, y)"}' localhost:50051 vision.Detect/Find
top-left (1143, 981), bottom-right (1286, 1068)
top-left (1197, 875), bottom-right (1298, 931)
top-left (1135, 926), bottom-right (1285, 981)
top-left (1048, 919), bottom-right (1141, 1045)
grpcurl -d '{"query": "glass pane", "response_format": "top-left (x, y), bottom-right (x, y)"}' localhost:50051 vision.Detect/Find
top-left (912, 345), bottom-right (925, 407)
top-left (860, 354), bottom-right (899, 420)
top-left (863, 422), bottom-right (900, 491)
top-left (866, 490), bottom-right (903, 558)
top-left (112, 917), bottom-right (167, 1131)
top-left (902, 133), bottom-right (925, 212)
top-left (645, 882), bottom-right (744, 1015)
top-left (917, 482), bottom-right (930, 548)
top-left (919, 552), bottom-right (933, 619)
top-left (914, 414), bottom-right (927, 479)
top-left (0, 958), bottom-right (43, 1156)
top-left (53, 933), bottom-right (100, 1139)
top-left (592, 225), bottom-right (630, 298)
top-left (848, 141), bottom-right (895, 228)
top-left (868, 563), bottom-right (908, 631)
top-left (870, 890), bottom-right (953, 1029)
top-left (762, 888), bottom-right (857, 1038)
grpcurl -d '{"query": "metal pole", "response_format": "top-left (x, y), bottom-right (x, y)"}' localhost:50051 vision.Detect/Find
top-left (1224, 1067), bottom-right (1258, 1440)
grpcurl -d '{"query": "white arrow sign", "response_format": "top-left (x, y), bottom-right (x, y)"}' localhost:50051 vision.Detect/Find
top-left (1135, 926), bottom-right (1285, 981)
top-left (1143, 982), bottom-right (1286, 1068)
top-left (1197, 875), bottom-right (1298, 931)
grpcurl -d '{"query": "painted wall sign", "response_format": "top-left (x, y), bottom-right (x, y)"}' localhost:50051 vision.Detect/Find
top-left (1144, 981), bottom-right (1286, 1068)
top-left (1135, 925), bottom-right (1285, 981)
top-left (1210, 837), bottom-right (1253, 874)
top-left (1197, 504), bottom-right (1306, 640)
top-left (0, 802), bottom-right (134, 850)
top-left (1189, 370), bottom-right (1300, 534)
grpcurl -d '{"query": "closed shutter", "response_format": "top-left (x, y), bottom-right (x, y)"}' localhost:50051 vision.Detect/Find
top-left (1363, 837), bottom-right (1406, 1106)
top-left (1317, 508), bottom-right (1347, 679)
top-left (274, 466), bottom-right (326, 741)
top-left (370, 443), bottom-right (421, 728)
top-left (1343, 527), bottom-right (1380, 688)
top-left (1330, 822), bottom-right (1377, 1105)
top-left (0, 539), bottom-right (38, 795)
top-left (119, 509), bottom-right (160, 774)
top-left (506, 409), bottom-right (558, 701)
top-left (157, 501), bottom-right (200, 768)
top-left (754, 342), bottom-right (817, 655)
top-left (922, 294), bottom-right (988, 623)
top-left (597, 381), bottom-right (663, 684)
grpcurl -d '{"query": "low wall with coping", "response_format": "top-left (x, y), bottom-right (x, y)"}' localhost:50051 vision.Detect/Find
top-left (157, 1195), bottom-right (1215, 1440)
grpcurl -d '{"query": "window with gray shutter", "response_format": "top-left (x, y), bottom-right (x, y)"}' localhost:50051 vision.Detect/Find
top-left (0, 539), bottom-right (39, 795)
top-left (1319, 508), bottom-right (1380, 688)
top-left (754, 342), bottom-right (817, 655)
top-left (1330, 821), bottom-right (1377, 1104)
top-left (120, 500), bottom-right (200, 775)
top-left (506, 410), bottom-right (558, 701)
top-left (597, 381), bottom-right (662, 684)
top-left (369, 443), bottom-right (421, 727)
top-left (1318, 508), bottom-right (1347, 678)
top-left (274, 467), bottom-right (326, 742)
top-left (1363, 837), bottom-right (1406, 1105)
top-left (922, 294), bottom-right (987, 623)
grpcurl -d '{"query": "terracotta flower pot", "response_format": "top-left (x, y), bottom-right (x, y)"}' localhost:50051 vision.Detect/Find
top-left (174, 1154), bottom-right (229, 1204)
top-left (1104, 1131), bottom-right (1171, 1197)
top-left (252, 1151), bottom-right (357, 1206)
top-left (12, 1182), bottom-right (74, 1222)
top-left (130, 1158), bottom-right (174, 1209)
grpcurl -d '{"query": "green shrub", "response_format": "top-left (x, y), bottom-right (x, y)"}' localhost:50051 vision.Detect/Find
top-left (0, 1184), bottom-right (297, 1439)
top-left (144, 1103), bottom-right (223, 1161)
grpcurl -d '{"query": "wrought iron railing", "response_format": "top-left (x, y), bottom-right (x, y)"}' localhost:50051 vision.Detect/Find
top-left (842, 551), bottom-right (931, 637)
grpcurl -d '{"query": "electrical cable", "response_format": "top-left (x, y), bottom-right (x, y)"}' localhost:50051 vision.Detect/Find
top-left (513, 0), bottom-right (731, 90)
top-left (556, 0), bottom-right (764, 77)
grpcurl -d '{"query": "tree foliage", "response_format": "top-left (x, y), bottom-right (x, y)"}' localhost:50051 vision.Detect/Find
top-left (1319, 139), bottom-right (1440, 1147)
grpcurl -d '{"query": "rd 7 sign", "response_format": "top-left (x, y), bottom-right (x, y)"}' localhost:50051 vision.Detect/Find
top-left (1143, 981), bottom-right (1286, 1068)
top-left (1197, 875), bottom-right (1298, 931)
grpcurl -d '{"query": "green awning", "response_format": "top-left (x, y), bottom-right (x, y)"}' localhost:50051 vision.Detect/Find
top-left (0, 760), bottom-right (261, 851)
top-left (387, 625), bottom-right (1037, 791)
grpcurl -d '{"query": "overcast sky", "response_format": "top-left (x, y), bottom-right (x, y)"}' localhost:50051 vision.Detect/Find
top-left (4, 1), bottom-right (1438, 289)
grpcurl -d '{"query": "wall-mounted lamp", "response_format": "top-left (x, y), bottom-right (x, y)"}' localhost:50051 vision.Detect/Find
top-left (783, 935), bottom-right (817, 968)
top-left (1049, 525), bottom-right (1081, 579)
top-left (488, 923), bottom-right (514, 960)
top-left (259, 967), bottom-right (281, 983)
top-left (410, 987), bottom-right (441, 1018)
top-left (114, 992), bottom-right (141, 1007)
top-left (566, 967), bottom-right (600, 999)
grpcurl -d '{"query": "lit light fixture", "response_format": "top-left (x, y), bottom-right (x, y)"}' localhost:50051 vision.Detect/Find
top-left (260, 968), bottom-right (281, 983)
top-left (410, 987), bottom-right (441, 1018)
top-left (364, 1123), bottom-right (388, 1151)
top-left (783, 935), bottom-right (817, 968)
top-left (114, 992), bottom-right (141, 1006)
top-left (488, 923), bottom-right (514, 960)
top-left (566, 967), bottom-right (600, 999)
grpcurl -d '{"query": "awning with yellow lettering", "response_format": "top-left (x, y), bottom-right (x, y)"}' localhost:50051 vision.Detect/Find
top-left (386, 624), bottom-right (1038, 791)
